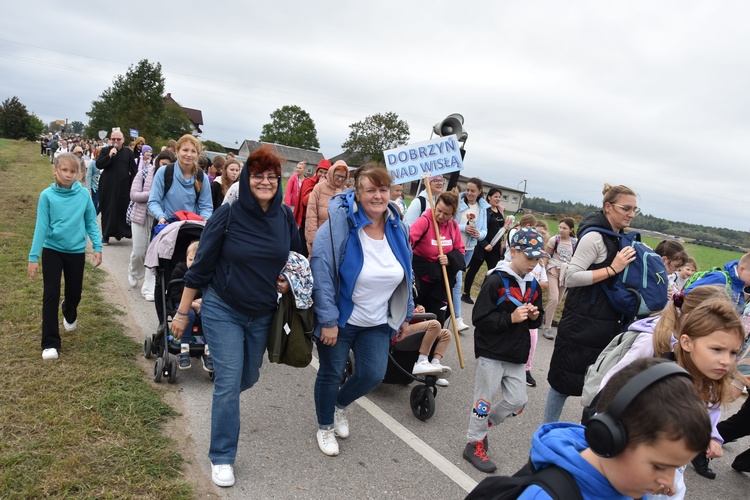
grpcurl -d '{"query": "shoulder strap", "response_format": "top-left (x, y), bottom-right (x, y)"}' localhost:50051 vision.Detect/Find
top-left (553, 235), bottom-right (560, 254)
top-left (499, 275), bottom-right (538, 307)
top-left (163, 163), bottom-right (175, 199)
top-left (529, 465), bottom-right (583, 500)
top-left (419, 195), bottom-right (426, 214)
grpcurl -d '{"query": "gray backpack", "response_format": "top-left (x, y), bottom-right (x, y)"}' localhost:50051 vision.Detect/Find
top-left (581, 329), bottom-right (643, 408)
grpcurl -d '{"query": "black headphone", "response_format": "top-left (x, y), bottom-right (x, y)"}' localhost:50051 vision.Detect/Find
top-left (585, 362), bottom-right (691, 458)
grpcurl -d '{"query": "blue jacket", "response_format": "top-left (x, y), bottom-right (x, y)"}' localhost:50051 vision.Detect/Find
top-left (456, 193), bottom-right (489, 249)
top-left (310, 189), bottom-right (413, 336)
top-left (29, 181), bottom-right (102, 261)
top-left (686, 260), bottom-right (747, 313)
top-left (184, 165), bottom-right (302, 317)
top-left (518, 423), bottom-right (629, 499)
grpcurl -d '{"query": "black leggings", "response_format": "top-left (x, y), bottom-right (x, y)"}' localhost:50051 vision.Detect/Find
top-left (463, 248), bottom-right (502, 295)
top-left (41, 248), bottom-right (85, 350)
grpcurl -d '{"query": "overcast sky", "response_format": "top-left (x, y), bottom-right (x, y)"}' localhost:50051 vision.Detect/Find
top-left (2, 1), bottom-right (748, 231)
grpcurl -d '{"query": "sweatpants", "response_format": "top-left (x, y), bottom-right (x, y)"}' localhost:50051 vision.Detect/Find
top-left (467, 357), bottom-right (527, 443)
top-left (41, 248), bottom-right (85, 350)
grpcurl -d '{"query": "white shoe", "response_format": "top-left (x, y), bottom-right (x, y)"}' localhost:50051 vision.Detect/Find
top-left (412, 359), bottom-right (443, 376)
top-left (63, 317), bottom-right (77, 332)
top-left (334, 407), bottom-right (349, 439)
top-left (436, 378), bottom-right (449, 387)
top-left (430, 361), bottom-right (452, 378)
top-left (211, 463), bottom-right (235, 487)
top-left (142, 294), bottom-right (155, 302)
top-left (456, 317), bottom-right (470, 333)
top-left (128, 275), bottom-right (138, 288)
top-left (316, 428), bottom-right (339, 456)
top-left (42, 348), bottom-right (59, 360)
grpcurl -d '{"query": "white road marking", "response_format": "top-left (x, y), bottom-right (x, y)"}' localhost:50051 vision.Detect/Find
top-left (310, 356), bottom-right (478, 493)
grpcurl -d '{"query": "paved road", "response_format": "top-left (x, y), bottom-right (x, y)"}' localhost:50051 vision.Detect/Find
top-left (99, 240), bottom-right (748, 499)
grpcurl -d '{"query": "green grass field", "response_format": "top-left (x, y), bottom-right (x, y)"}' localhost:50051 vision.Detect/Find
top-left (0, 140), bottom-right (191, 498)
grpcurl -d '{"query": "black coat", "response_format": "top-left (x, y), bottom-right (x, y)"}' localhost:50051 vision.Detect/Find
top-left (547, 211), bottom-right (624, 396)
top-left (96, 146), bottom-right (136, 239)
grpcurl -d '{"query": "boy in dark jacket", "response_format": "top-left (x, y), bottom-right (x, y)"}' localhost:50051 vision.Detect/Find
top-left (464, 227), bottom-right (547, 473)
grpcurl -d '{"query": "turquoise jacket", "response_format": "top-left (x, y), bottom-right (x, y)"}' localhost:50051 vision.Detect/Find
top-left (29, 181), bottom-right (102, 262)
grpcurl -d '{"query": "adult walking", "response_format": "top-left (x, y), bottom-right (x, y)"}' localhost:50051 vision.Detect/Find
top-left (403, 174), bottom-right (445, 228)
top-left (294, 159), bottom-right (330, 256)
top-left (284, 161), bottom-right (306, 209)
top-left (542, 184), bottom-right (638, 423)
top-left (463, 188), bottom-right (511, 303)
top-left (96, 129), bottom-right (135, 244)
top-left (127, 145), bottom-right (154, 296)
top-left (311, 164), bottom-right (413, 457)
top-left (170, 145), bottom-right (302, 488)
top-left (305, 160), bottom-right (349, 255)
top-left (147, 134), bottom-right (213, 223)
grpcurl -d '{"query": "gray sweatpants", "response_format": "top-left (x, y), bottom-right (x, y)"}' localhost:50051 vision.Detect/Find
top-left (466, 357), bottom-right (527, 443)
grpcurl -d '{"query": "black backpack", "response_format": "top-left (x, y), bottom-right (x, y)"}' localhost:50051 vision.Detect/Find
top-left (163, 163), bottom-right (205, 202)
top-left (465, 461), bottom-right (583, 500)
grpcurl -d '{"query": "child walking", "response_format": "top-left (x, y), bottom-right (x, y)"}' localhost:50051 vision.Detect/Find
top-left (170, 240), bottom-right (213, 372)
top-left (464, 227), bottom-right (547, 472)
top-left (28, 153), bottom-right (102, 360)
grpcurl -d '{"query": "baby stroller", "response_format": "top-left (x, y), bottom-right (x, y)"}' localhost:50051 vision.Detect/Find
top-left (143, 220), bottom-right (212, 383)
top-left (343, 313), bottom-right (447, 421)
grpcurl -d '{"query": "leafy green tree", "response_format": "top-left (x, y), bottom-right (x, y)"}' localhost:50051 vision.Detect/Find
top-left (0, 96), bottom-right (31, 139)
top-left (159, 101), bottom-right (193, 141)
top-left (260, 105), bottom-right (320, 151)
top-left (70, 121), bottom-right (85, 134)
top-left (202, 140), bottom-right (225, 153)
top-left (25, 114), bottom-right (45, 141)
top-left (85, 59), bottom-right (165, 142)
top-left (341, 112), bottom-right (410, 165)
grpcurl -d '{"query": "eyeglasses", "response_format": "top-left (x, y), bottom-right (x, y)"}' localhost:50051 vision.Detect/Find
top-left (74, 152), bottom-right (83, 156)
top-left (611, 203), bottom-right (641, 215)
top-left (250, 173), bottom-right (281, 183)
top-left (111, 138), bottom-right (123, 142)
top-left (334, 174), bottom-right (347, 181)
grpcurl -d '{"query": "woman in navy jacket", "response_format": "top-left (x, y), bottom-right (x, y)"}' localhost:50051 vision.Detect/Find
top-left (171, 145), bottom-right (301, 488)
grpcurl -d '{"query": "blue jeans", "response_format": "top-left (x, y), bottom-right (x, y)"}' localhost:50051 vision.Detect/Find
top-left (452, 249), bottom-right (474, 318)
top-left (201, 287), bottom-right (273, 465)
top-left (314, 323), bottom-right (391, 429)
top-left (543, 386), bottom-right (569, 424)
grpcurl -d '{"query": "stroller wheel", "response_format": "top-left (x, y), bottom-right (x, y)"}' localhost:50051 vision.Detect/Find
top-left (410, 384), bottom-right (435, 421)
top-left (144, 335), bottom-right (153, 359)
top-left (167, 355), bottom-right (178, 384)
top-left (153, 357), bottom-right (164, 383)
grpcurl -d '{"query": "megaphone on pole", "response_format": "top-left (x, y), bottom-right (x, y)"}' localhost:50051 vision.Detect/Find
top-left (432, 113), bottom-right (465, 137)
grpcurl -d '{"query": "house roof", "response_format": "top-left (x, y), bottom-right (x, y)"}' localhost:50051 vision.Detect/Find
top-left (164, 93), bottom-right (203, 133)
top-left (240, 140), bottom-right (325, 165)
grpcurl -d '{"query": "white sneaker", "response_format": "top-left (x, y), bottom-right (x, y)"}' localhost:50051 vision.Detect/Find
top-left (456, 317), bottom-right (470, 332)
top-left (334, 407), bottom-right (349, 439)
top-left (63, 317), bottom-right (77, 332)
top-left (316, 428), bottom-right (339, 456)
top-left (436, 378), bottom-right (450, 387)
top-left (211, 463), bottom-right (235, 487)
top-left (142, 294), bottom-right (155, 302)
top-left (542, 328), bottom-right (555, 340)
top-left (42, 348), bottom-right (59, 360)
top-left (412, 359), bottom-right (443, 376)
top-left (128, 275), bottom-right (138, 288)
top-left (430, 360), bottom-right (452, 378)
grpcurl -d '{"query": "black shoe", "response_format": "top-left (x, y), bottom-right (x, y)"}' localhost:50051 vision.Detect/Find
top-left (463, 441), bottom-right (497, 473)
top-left (461, 294), bottom-right (474, 305)
top-left (526, 371), bottom-right (537, 387)
top-left (202, 354), bottom-right (215, 372)
top-left (551, 319), bottom-right (559, 327)
top-left (102, 238), bottom-right (110, 246)
top-left (692, 453), bottom-right (716, 479)
top-left (731, 449), bottom-right (750, 473)
top-left (179, 352), bottom-right (192, 370)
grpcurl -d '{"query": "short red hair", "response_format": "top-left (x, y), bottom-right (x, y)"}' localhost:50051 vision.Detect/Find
top-left (246, 145), bottom-right (282, 176)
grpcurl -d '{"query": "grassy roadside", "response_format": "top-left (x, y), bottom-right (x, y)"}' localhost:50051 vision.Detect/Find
top-left (0, 140), bottom-right (192, 498)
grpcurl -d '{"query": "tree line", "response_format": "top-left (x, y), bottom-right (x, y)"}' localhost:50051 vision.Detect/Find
top-left (523, 196), bottom-right (750, 248)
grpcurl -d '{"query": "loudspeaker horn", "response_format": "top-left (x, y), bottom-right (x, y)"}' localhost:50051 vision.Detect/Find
top-left (432, 113), bottom-right (464, 137)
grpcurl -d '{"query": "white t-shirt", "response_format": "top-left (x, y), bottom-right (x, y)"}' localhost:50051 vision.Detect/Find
top-left (347, 230), bottom-right (404, 327)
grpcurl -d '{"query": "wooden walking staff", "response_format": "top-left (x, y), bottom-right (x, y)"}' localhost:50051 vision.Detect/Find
top-left (424, 176), bottom-right (465, 369)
